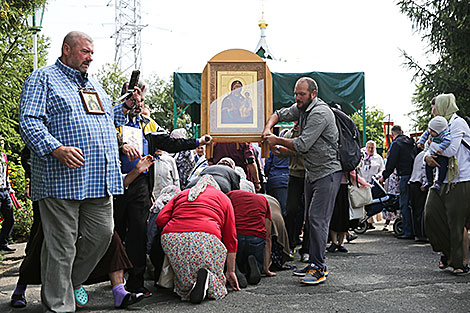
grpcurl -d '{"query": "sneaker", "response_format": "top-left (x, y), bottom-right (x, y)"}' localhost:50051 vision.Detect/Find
top-left (326, 243), bottom-right (338, 252)
top-left (431, 182), bottom-right (441, 191)
top-left (247, 255), bottom-right (261, 285)
top-left (422, 183), bottom-right (431, 191)
top-left (323, 265), bottom-right (329, 277)
top-left (293, 264), bottom-right (313, 277)
top-left (235, 264), bottom-right (248, 288)
top-left (337, 245), bottom-right (348, 253)
top-left (301, 253), bottom-right (309, 263)
top-left (382, 226), bottom-right (389, 231)
top-left (190, 268), bottom-right (209, 304)
top-left (300, 267), bottom-right (326, 285)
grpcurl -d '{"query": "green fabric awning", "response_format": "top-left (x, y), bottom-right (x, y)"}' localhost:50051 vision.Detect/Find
top-left (173, 71), bottom-right (365, 118)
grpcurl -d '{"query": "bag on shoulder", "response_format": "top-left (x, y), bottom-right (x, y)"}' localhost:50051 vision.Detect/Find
top-left (326, 107), bottom-right (362, 172)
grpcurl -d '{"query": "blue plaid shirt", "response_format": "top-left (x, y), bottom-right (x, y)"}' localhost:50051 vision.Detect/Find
top-left (19, 59), bottom-right (126, 201)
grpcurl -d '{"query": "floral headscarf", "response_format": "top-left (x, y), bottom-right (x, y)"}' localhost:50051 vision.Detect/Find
top-left (188, 174), bottom-right (220, 201)
top-left (150, 185), bottom-right (181, 213)
top-left (435, 93), bottom-right (459, 121)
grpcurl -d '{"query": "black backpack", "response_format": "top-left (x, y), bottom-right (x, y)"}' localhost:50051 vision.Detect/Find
top-left (321, 105), bottom-right (362, 172)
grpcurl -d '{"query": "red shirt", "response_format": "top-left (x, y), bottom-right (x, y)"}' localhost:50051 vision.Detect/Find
top-left (156, 185), bottom-right (238, 253)
top-left (227, 190), bottom-right (271, 239)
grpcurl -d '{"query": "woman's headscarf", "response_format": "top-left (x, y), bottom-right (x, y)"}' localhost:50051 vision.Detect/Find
top-left (434, 93), bottom-right (460, 184)
top-left (188, 174), bottom-right (220, 201)
top-left (170, 128), bottom-right (188, 139)
top-left (150, 185), bottom-right (181, 213)
top-left (217, 157), bottom-right (235, 169)
top-left (435, 93), bottom-right (458, 121)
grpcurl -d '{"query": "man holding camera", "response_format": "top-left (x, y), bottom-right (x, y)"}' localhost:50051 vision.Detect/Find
top-left (19, 31), bottom-right (143, 313)
top-left (114, 83), bottom-right (212, 296)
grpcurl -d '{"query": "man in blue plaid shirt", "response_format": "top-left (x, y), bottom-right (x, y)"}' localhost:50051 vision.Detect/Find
top-left (19, 31), bottom-right (143, 313)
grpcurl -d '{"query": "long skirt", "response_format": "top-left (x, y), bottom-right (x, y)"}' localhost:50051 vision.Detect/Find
top-left (161, 232), bottom-right (227, 300)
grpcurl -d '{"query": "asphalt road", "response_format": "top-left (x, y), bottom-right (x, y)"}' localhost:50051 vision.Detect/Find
top-left (1, 222), bottom-right (470, 313)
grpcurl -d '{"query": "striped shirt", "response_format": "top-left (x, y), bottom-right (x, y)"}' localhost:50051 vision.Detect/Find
top-left (418, 128), bottom-right (451, 153)
top-left (19, 59), bottom-right (126, 201)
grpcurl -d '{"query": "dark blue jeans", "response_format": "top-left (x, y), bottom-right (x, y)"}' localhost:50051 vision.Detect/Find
top-left (399, 175), bottom-right (413, 237)
top-left (425, 155), bottom-right (449, 184)
top-left (0, 189), bottom-right (14, 247)
top-left (236, 234), bottom-right (265, 273)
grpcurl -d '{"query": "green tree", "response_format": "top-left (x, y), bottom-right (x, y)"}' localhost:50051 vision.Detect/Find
top-left (0, 0), bottom-right (48, 155)
top-left (0, 0), bottom-right (48, 242)
top-left (95, 63), bottom-right (127, 101)
top-left (397, 0), bottom-right (470, 129)
top-left (145, 75), bottom-right (192, 133)
top-left (351, 106), bottom-right (386, 149)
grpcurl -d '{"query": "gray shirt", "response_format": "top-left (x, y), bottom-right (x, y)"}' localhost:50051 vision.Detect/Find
top-left (275, 98), bottom-right (341, 183)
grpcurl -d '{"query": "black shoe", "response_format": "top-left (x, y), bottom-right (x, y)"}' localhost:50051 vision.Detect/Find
top-left (190, 268), bottom-right (209, 304)
top-left (116, 292), bottom-right (145, 309)
top-left (396, 235), bottom-right (414, 240)
top-left (346, 233), bottom-right (358, 243)
top-left (0, 245), bottom-right (16, 253)
top-left (126, 286), bottom-right (152, 298)
top-left (246, 255), bottom-right (261, 285)
top-left (10, 293), bottom-right (27, 308)
top-left (327, 243), bottom-right (338, 252)
top-left (235, 264), bottom-right (248, 288)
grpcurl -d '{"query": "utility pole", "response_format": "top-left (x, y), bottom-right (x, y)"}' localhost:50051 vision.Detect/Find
top-left (112, 0), bottom-right (146, 73)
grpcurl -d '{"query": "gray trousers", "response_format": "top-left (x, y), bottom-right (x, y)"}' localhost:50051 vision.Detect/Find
top-left (424, 181), bottom-right (470, 269)
top-left (305, 171), bottom-right (342, 268)
top-left (39, 197), bottom-right (114, 313)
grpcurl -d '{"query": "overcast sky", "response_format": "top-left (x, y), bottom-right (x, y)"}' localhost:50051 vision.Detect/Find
top-left (39, 0), bottom-right (430, 132)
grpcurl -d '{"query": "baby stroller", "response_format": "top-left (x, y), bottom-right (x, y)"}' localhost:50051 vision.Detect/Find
top-left (353, 177), bottom-right (402, 235)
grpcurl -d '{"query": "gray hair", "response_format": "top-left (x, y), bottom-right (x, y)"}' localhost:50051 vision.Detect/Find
top-left (62, 31), bottom-right (93, 49)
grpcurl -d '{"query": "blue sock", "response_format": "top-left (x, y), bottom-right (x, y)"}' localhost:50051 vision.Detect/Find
top-left (13, 284), bottom-right (27, 295)
top-left (112, 283), bottom-right (129, 307)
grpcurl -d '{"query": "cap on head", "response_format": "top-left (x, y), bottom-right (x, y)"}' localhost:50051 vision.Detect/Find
top-left (428, 116), bottom-right (448, 135)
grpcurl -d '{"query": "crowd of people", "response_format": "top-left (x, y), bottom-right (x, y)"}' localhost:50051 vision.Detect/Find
top-left (0, 30), bottom-right (469, 312)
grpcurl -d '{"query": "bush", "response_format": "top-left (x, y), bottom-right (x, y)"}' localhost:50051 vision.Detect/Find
top-left (2, 152), bottom-right (33, 243)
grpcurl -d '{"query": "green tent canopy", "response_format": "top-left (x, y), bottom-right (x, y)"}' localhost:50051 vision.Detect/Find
top-left (173, 71), bottom-right (366, 144)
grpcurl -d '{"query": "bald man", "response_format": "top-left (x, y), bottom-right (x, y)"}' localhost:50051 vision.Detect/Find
top-left (19, 31), bottom-right (143, 312)
top-left (262, 77), bottom-right (342, 286)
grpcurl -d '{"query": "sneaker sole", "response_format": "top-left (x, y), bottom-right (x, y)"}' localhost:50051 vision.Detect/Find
top-left (300, 275), bottom-right (326, 285)
top-left (190, 268), bottom-right (209, 304)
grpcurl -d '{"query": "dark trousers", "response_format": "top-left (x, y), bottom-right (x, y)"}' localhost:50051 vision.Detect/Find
top-left (267, 187), bottom-right (288, 216)
top-left (305, 172), bottom-right (342, 268)
top-left (409, 182), bottom-right (428, 238)
top-left (284, 175), bottom-right (308, 252)
top-left (113, 174), bottom-right (151, 289)
top-left (425, 155), bottom-right (449, 184)
top-left (0, 189), bottom-right (14, 247)
top-left (399, 175), bottom-right (413, 237)
top-left (236, 234), bottom-right (266, 272)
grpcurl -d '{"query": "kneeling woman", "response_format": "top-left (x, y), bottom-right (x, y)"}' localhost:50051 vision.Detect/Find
top-left (156, 175), bottom-right (240, 303)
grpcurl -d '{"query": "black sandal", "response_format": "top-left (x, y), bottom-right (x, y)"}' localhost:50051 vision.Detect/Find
top-left (439, 255), bottom-right (448, 270)
top-left (452, 264), bottom-right (470, 276)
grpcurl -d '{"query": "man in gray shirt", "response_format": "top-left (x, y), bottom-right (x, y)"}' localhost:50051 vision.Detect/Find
top-left (262, 77), bottom-right (342, 285)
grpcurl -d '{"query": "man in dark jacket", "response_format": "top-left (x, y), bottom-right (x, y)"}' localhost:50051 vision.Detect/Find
top-left (380, 125), bottom-right (416, 239)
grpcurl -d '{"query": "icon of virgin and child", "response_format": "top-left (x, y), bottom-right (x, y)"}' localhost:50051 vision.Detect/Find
top-left (221, 80), bottom-right (254, 124)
